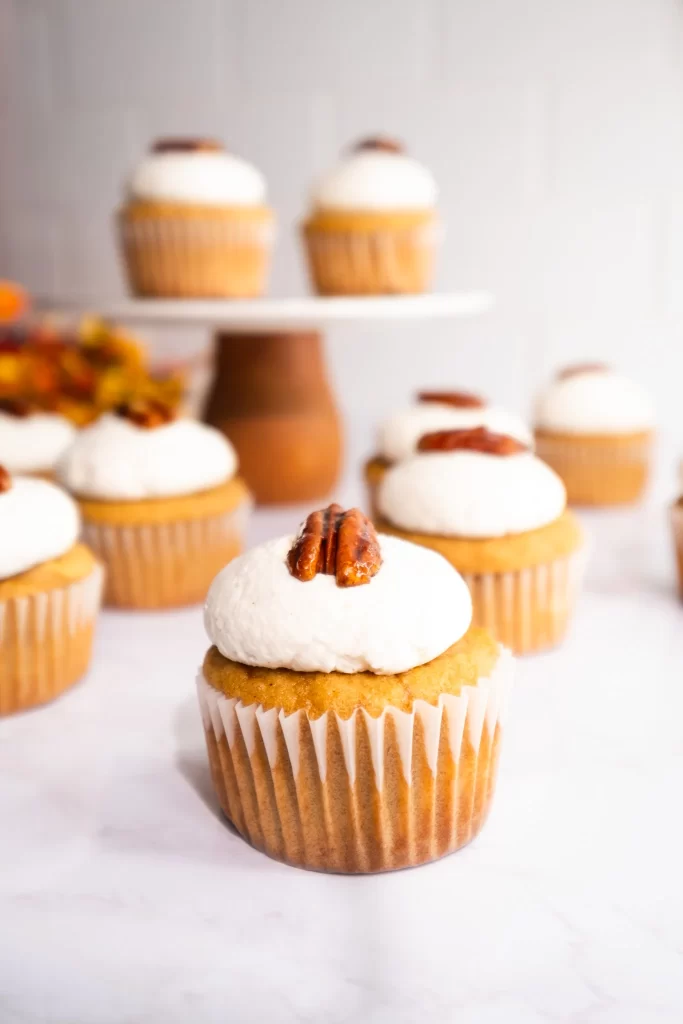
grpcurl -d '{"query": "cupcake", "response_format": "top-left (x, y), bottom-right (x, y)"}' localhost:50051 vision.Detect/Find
top-left (671, 461), bottom-right (683, 600)
top-left (534, 364), bottom-right (655, 506)
top-left (302, 136), bottom-right (439, 295)
top-left (0, 467), bottom-right (103, 715)
top-left (118, 138), bottom-right (274, 298)
top-left (57, 400), bottom-right (251, 609)
top-left (0, 398), bottom-right (76, 477)
top-left (376, 427), bottom-right (585, 654)
top-left (198, 504), bottom-right (514, 872)
top-left (364, 390), bottom-right (532, 517)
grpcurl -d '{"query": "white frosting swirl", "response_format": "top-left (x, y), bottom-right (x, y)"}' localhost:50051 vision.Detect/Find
top-left (378, 403), bottom-right (532, 463)
top-left (57, 414), bottom-right (237, 500)
top-left (312, 151), bottom-right (437, 211)
top-left (204, 533), bottom-right (471, 675)
top-left (535, 370), bottom-right (655, 435)
top-left (0, 411), bottom-right (77, 473)
top-left (129, 151), bottom-right (266, 206)
top-left (379, 451), bottom-right (566, 537)
top-left (0, 476), bottom-right (80, 580)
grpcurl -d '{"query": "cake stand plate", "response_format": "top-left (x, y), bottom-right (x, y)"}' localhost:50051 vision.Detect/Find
top-left (35, 292), bottom-right (493, 331)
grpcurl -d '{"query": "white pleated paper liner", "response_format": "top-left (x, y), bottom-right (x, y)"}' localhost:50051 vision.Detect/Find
top-left (461, 545), bottom-right (587, 655)
top-left (302, 221), bottom-right (440, 296)
top-left (118, 211), bottom-right (274, 298)
top-left (196, 646), bottom-right (514, 873)
top-left (671, 503), bottom-right (683, 599)
top-left (0, 560), bottom-right (104, 715)
top-left (82, 500), bottom-right (249, 609)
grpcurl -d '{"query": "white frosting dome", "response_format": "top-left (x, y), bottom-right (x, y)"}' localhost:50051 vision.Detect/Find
top-left (0, 476), bottom-right (80, 580)
top-left (535, 369), bottom-right (655, 435)
top-left (312, 151), bottom-right (437, 211)
top-left (0, 411), bottom-right (77, 473)
top-left (205, 533), bottom-right (472, 675)
top-left (378, 403), bottom-right (533, 463)
top-left (379, 451), bottom-right (566, 538)
top-left (57, 414), bottom-right (237, 500)
top-left (129, 150), bottom-right (267, 206)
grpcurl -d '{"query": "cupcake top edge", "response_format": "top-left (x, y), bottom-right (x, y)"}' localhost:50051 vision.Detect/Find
top-left (378, 443), bottom-right (566, 538)
top-left (128, 144), bottom-right (267, 206)
top-left (0, 473), bottom-right (80, 580)
top-left (204, 516), bottom-right (472, 675)
top-left (56, 412), bottom-right (237, 501)
top-left (311, 146), bottom-right (437, 212)
top-left (0, 407), bottom-right (77, 473)
top-left (377, 402), bottom-right (532, 462)
top-left (535, 367), bottom-right (655, 435)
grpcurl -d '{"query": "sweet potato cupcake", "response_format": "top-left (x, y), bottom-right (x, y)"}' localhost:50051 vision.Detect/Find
top-left (534, 364), bottom-right (655, 506)
top-left (57, 400), bottom-right (251, 609)
top-left (376, 427), bottom-right (585, 654)
top-left (0, 398), bottom-right (76, 477)
top-left (118, 138), bottom-right (274, 298)
top-left (302, 136), bottom-right (439, 295)
top-left (364, 390), bottom-right (532, 517)
top-left (198, 504), bottom-right (514, 873)
top-left (0, 468), bottom-right (103, 715)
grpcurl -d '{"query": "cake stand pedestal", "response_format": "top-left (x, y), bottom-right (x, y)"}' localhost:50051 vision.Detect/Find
top-left (203, 330), bottom-right (341, 504)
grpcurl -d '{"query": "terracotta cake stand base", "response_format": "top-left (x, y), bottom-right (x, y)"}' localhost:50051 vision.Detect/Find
top-left (203, 330), bottom-right (342, 505)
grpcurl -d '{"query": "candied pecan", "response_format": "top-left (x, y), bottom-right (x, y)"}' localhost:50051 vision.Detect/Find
top-left (354, 135), bottom-right (404, 154)
top-left (418, 390), bottom-right (485, 409)
top-left (0, 397), bottom-right (35, 417)
top-left (558, 362), bottom-right (609, 380)
top-left (152, 138), bottom-right (223, 154)
top-left (114, 398), bottom-right (175, 429)
top-left (288, 504), bottom-right (382, 587)
top-left (0, 465), bottom-right (11, 492)
top-left (418, 425), bottom-right (528, 456)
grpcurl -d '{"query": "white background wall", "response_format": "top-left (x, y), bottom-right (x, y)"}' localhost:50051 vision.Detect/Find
top-left (1, 0), bottom-right (682, 481)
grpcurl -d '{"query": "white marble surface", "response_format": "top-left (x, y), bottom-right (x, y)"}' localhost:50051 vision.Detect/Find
top-left (1, 494), bottom-right (683, 1024)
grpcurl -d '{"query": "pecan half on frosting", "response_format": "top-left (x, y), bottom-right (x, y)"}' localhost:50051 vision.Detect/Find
top-left (152, 138), bottom-right (223, 154)
top-left (0, 465), bottom-right (11, 492)
top-left (354, 135), bottom-right (404, 154)
top-left (418, 390), bottom-right (485, 409)
top-left (0, 397), bottom-right (35, 418)
top-left (288, 504), bottom-right (382, 587)
top-left (418, 425), bottom-right (528, 456)
top-left (114, 398), bottom-right (175, 429)
top-left (558, 362), bottom-right (609, 380)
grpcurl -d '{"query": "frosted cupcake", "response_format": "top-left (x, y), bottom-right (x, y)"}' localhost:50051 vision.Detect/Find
top-left (302, 136), bottom-right (438, 295)
top-left (0, 467), bottom-right (103, 715)
top-left (364, 390), bottom-right (532, 517)
top-left (0, 398), bottom-right (77, 477)
top-left (534, 364), bottom-right (655, 506)
top-left (377, 428), bottom-right (585, 654)
top-left (198, 504), bottom-right (514, 872)
top-left (57, 400), bottom-right (251, 609)
top-left (118, 138), bottom-right (274, 298)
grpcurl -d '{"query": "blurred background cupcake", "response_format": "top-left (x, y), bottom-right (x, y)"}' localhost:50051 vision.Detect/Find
top-left (118, 139), bottom-right (275, 298)
top-left (57, 400), bottom-right (250, 609)
top-left (534, 364), bottom-right (655, 506)
top-left (302, 136), bottom-right (439, 295)
top-left (364, 389), bottom-right (531, 516)
top-left (0, 468), bottom-right (103, 715)
top-left (377, 427), bottom-right (585, 654)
